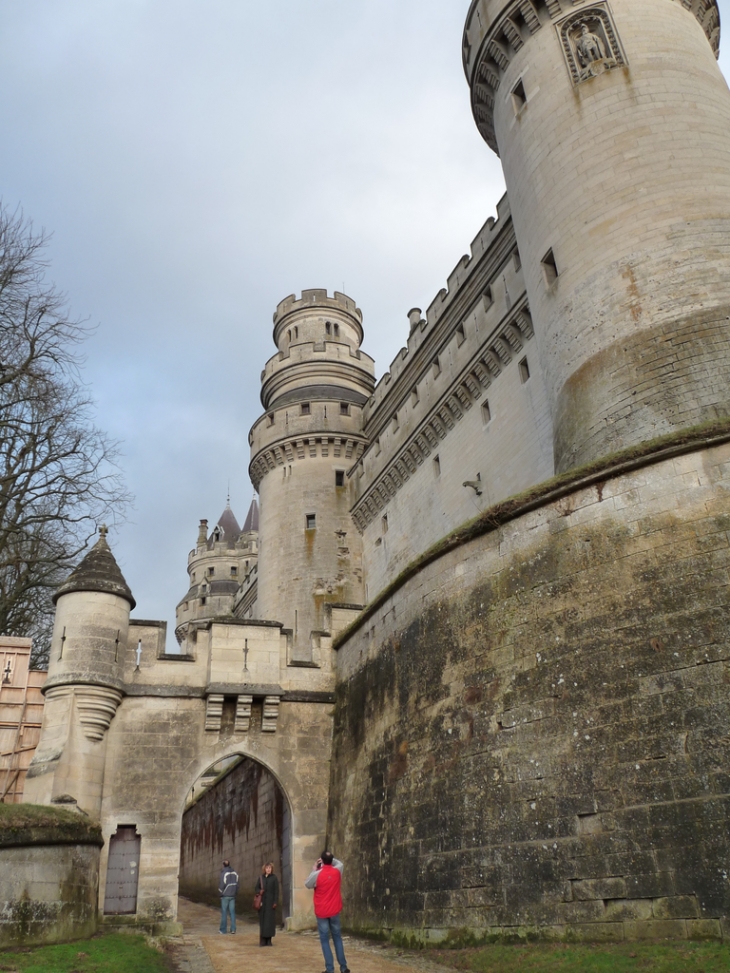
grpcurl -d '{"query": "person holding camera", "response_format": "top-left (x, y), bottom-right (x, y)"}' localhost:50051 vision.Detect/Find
top-left (305, 851), bottom-right (350, 973)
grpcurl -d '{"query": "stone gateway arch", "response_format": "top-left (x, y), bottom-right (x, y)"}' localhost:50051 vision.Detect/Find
top-left (23, 527), bottom-right (344, 928)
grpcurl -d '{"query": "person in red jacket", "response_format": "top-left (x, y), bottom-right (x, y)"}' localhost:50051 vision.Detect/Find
top-left (305, 851), bottom-right (350, 973)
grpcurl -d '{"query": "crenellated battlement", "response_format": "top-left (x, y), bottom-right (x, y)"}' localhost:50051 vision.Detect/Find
top-left (362, 195), bottom-right (515, 425)
top-left (273, 289), bottom-right (362, 327)
top-left (260, 340), bottom-right (374, 382)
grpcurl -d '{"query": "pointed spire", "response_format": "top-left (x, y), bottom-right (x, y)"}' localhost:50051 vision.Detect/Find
top-left (53, 526), bottom-right (136, 608)
top-left (242, 495), bottom-right (259, 533)
top-left (214, 503), bottom-right (241, 545)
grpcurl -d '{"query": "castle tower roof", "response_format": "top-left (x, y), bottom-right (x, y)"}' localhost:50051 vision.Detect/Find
top-left (242, 496), bottom-right (259, 533)
top-left (53, 526), bottom-right (136, 608)
top-left (208, 503), bottom-right (242, 549)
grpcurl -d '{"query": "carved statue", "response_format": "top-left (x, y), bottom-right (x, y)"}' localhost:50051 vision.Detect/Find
top-left (575, 23), bottom-right (605, 65)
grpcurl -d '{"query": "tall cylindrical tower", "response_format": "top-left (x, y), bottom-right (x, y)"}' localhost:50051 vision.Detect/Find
top-left (463, 0), bottom-right (730, 471)
top-left (24, 527), bottom-right (135, 817)
top-left (249, 289), bottom-right (375, 663)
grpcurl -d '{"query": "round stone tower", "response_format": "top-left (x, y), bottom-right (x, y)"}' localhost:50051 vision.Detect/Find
top-left (463, 0), bottom-right (730, 471)
top-left (249, 289), bottom-right (375, 662)
top-left (174, 498), bottom-right (259, 646)
top-left (24, 527), bottom-right (135, 818)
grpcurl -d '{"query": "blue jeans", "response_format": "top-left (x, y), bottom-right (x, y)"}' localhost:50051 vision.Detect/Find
top-left (316, 913), bottom-right (348, 973)
top-left (220, 896), bottom-right (236, 933)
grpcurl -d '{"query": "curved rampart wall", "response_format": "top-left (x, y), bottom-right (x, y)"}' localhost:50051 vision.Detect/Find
top-left (0, 814), bottom-right (102, 947)
top-left (330, 438), bottom-right (730, 942)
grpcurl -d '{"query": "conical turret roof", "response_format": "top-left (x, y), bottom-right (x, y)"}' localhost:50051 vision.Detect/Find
top-left (53, 526), bottom-right (136, 608)
top-left (207, 502), bottom-right (242, 549)
top-left (242, 496), bottom-right (259, 533)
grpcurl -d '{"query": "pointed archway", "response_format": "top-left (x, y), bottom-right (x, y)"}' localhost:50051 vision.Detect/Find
top-left (178, 752), bottom-right (293, 924)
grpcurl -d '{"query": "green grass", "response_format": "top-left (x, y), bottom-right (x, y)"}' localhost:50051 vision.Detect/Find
top-left (0, 933), bottom-right (171, 973)
top-left (0, 803), bottom-right (101, 846)
top-left (426, 941), bottom-right (730, 973)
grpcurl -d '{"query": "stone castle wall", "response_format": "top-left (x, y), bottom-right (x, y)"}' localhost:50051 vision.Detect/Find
top-left (329, 438), bottom-right (730, 942)
top-left (0, 807), bottom-right (102, 948)
top-left (352, 198), bottom-right (554, 603)
top-left (0, 843), bottom-right (101, 947)
top-left (180, 757), bottom-right (290, 922)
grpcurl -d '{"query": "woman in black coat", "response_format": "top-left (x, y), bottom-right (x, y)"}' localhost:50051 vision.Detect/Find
top-left (255, 862), bottom-right (279, 945)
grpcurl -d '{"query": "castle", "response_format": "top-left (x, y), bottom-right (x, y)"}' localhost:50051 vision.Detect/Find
top-left (16, 0), bottom-right (730, 944)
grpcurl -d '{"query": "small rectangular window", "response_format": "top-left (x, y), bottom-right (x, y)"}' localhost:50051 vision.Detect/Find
top-left (208, 567), bottom-right (215, 576)
top-left (301, 402), bottom-right (311, 415)
top-left (541, 249), bottom-right (559, 286)
top-left (519, 357), bottom-right (531, 383)
top-left (512, 247), bottom-right (522, 271)
top-left (483, 287), bottom-right (493, 310)
top-left (306, 513), bottom-right (316, 530)
top-left (381, 515), bottom-right (388, 534)
top-left (375, 438), bottom-right (381, 455)
top-left (230, 566), bottom-right (238, 576)
top-left (340, 402), bottom-right (349, 415)
top-left (335, 471), bottom-right (345, 487)
top-left (432, 358), bottom-right (441, 378)
top-left (482, 400), bottom-right (492, 424)
top-left (511, 79), bottom-right (527, 114)
top-left (456, 323), bottom-right (466, 346)
top-left (200, 596), bottom-right (207, 606)
top-left (411, 386), bottom-right (419, 406)
top-left (267, 413), bottom-right (275, 426)
top-left (392, 413), bottom-right (399, 431)
top-left (433, 455), bottom-right (441, 477)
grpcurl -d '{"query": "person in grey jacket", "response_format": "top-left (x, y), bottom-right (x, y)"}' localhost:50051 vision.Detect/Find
top-left (218, 859), bottom-right (239, 934)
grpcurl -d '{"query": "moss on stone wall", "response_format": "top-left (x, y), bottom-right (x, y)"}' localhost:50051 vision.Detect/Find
top-left (329, 442), bottom-right (730, 942)
top-left (0, 803), bottom-right (103, 847)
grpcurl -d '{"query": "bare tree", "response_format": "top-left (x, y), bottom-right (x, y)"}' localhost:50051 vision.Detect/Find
top-left (0, 205), bottom-right (131, 667)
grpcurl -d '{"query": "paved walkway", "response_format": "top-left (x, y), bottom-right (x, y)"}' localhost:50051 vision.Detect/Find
top-left (173, 898), bottom-right (447, 973)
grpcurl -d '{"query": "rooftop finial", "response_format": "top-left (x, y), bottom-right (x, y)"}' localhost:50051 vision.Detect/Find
top-left (99, 524), bottom-right (108, 538)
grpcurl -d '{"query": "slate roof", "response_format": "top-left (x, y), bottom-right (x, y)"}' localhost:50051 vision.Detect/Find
top-left (242, 496), bottom-right (259, 533)
top-left (208, 503), bottom-right (242, 550)
top-left (53, 526), bottom-right (136, 608)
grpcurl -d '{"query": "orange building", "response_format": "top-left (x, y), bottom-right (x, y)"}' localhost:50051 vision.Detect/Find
top-left (0, 636), bottom-right (47, 803)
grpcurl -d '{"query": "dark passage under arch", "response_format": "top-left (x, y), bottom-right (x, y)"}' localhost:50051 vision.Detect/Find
top-left (179, 754), bottom-right (292, 923)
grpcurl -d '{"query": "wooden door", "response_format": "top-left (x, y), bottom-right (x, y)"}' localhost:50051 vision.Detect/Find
top-left (104, 826), bottom-right (141, 914)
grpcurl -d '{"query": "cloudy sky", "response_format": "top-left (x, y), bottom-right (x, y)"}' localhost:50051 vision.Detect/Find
top-left (2, 1), bottom-right (729, 646)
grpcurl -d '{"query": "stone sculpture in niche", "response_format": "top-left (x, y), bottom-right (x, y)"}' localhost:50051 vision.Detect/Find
top-left (558, 5), bottom-right (626, 84)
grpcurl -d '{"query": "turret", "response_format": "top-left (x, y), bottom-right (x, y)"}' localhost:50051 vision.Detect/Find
top-left (24, 527), bottom-right (135, 818)
top-left (463, 0), bottom-right (730, 472)
top-left (175, 498), bottom-right (259, 646)
top-left (249, 290), bottom-right (375, 662)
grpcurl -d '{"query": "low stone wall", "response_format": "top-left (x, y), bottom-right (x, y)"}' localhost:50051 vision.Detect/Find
top-left (330, 439), bottom-right (730, 943)
top-left (180, 757), bottom-right (290, 922)
top-left (0, 805), bottom-right (102, 946)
